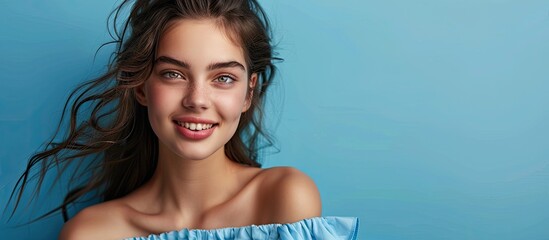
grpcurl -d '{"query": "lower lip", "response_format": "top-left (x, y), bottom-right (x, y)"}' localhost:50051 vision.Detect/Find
top-left (175, 123), bottom-right (216, 140)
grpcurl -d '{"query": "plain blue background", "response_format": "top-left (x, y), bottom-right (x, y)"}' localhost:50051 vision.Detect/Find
top-left (1, 0), bottom-right (549, 239)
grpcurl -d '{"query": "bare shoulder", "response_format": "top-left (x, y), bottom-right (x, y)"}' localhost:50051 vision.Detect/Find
top-left (59, 200), bottom-right (134, 240)
top-left (256, 167), bottom-right (322, 223)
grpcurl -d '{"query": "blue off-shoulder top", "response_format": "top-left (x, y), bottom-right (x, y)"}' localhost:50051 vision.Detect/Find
top-left (125, 216), bottom-right (359, 240)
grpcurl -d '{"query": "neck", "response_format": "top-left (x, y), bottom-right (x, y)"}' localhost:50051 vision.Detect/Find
top-left (145, 142), bottom-right (242, 218)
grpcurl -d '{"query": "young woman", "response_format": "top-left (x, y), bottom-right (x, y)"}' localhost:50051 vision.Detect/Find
top-left (10, 0), bottom-right (358, 239)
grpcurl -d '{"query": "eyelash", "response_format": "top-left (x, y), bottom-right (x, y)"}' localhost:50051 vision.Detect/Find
top-left (214, 75), bottom-right (236, 85)
top-left (160, 71), bottom-right (236, 85)
top-left (161, 71), bottom-right (184, 80)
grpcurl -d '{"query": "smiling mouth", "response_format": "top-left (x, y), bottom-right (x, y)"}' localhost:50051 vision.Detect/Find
top-left (173, 121), bottom-right (218, 131)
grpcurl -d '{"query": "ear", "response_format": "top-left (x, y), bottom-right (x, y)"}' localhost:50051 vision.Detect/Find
top-left (242, 73), bottom-right (257, 112)
top-left (134, 83), bottom-right (148, 106)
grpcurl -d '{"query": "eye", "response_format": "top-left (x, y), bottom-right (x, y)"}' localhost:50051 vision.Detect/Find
top-left (161, 71), bottom-right (183, 79)
top-left (214, 75), bottom-right (235, 84)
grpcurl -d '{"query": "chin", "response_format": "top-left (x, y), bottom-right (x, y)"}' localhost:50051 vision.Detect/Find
top-left (177, 152), bottom-right (215, 161)
top-left (172, 144), bottom-right (224, 161)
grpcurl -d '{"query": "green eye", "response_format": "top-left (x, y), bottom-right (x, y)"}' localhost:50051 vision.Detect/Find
top-left (215, 75), bottom-right (235, 84)
top-left (161, 71), bottom-right (183, 79)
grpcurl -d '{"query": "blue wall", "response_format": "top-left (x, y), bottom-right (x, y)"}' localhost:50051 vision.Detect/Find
top-left (2, 0), bottom-right (549, 239)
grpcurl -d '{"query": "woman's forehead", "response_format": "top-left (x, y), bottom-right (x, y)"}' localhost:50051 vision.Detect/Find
top-left (156, 19), bottom-right (246, 68)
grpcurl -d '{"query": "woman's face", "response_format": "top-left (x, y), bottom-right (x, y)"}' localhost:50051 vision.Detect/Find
top-left (136, 19), bottom-right (255, 161)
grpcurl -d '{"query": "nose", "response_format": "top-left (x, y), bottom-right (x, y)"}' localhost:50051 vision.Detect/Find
top-left (182, 82), bottom-right (210, 111)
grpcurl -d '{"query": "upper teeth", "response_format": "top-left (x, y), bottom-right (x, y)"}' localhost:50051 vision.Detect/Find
top-left (176, 121), bottom-right (214, 131)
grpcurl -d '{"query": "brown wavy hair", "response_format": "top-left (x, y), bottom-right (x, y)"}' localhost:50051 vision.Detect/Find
top-left (8, 0), bottom-right (280, 222)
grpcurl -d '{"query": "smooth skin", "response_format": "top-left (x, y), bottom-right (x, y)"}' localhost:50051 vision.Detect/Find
top-left (59, 19), bottom-right (321, 240)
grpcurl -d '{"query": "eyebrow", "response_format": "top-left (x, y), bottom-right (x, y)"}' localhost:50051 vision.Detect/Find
top-left (155, 56), bottom-right (246, 72)
top-left (155, 56), bottom-right (190, 69)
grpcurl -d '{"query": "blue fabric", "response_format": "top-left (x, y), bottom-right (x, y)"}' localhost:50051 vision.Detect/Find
top-left (125, 216), bottom-right (359, 240)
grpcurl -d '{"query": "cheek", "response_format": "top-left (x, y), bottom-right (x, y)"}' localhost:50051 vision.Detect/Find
top-left (215, 90), bottom-right (248, 120)
top-left (145, 84), bottom-right (180, 127)
top-left (147, 84), bottom-right (179, 108)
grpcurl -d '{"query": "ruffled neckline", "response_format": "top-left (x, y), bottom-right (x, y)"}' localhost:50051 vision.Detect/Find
top-left (125, 216), bottom-right (359, 240)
